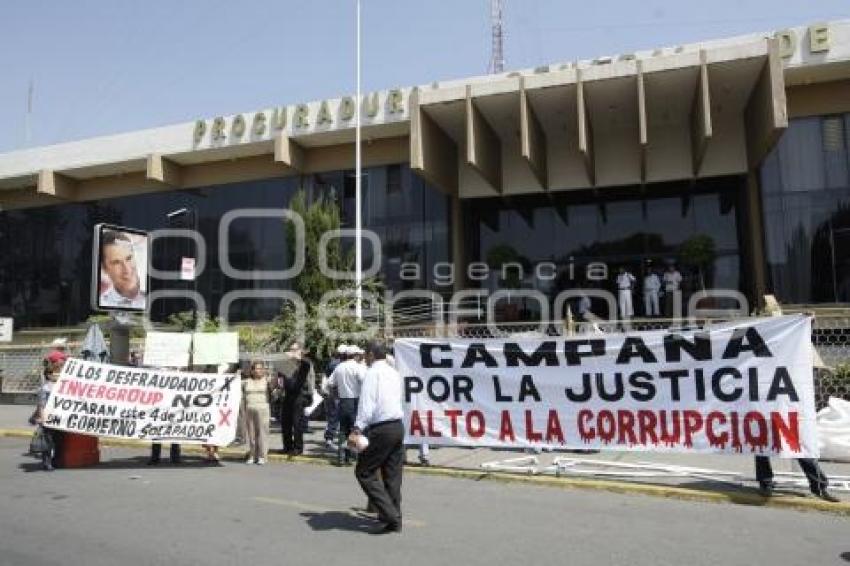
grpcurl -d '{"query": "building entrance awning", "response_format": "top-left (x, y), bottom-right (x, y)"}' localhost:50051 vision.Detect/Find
top-left (411, 37), bottom-right (787, 198)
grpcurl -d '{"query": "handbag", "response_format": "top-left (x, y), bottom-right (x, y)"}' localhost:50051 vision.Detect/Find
top-left (29, 426), bottom-right (53, 455)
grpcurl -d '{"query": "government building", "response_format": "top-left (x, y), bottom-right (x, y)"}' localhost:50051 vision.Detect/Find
top-left (1, 20), bottom-right (849, 330)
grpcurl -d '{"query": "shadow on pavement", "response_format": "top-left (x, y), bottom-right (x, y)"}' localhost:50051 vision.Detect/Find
top-left (300, 511), bottom-right (376, 533)
top-left (16, 455), bottom-right (227, 472)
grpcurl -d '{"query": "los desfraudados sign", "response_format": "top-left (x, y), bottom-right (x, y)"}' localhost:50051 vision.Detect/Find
top-left (44, 359), bottom-right (241, 446)
top-left (396, 315), bottom-right (819, 458)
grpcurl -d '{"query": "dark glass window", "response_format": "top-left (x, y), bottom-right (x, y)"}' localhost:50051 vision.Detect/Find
top-left (760, 113), bottom-right (850, 304)
top-left (0, 164), bottom-right (450, 329)
top-left (467, 177), bottom-right (744, 320)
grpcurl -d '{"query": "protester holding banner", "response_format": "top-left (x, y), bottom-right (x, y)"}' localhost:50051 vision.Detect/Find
top-left (349, 342), bottom-right (405, 534)
top-left (33, 361), bottom-right (62, 471)
top-left (242, 361), bottom-right (273, 465)
top-left (149, 442), bottom-right (181, 466)
top-left (755, 453), bottom-right (839, 501)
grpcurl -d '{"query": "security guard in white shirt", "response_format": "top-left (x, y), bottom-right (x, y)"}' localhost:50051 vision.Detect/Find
top-left (643, 270), bottom-right (661, 317)
top-left (662, 264), bottom-right (683, 318)
top-left (329, 345), bottom-right (367, 464)
top-left (616, 267), bottom-right (636, 319)
top-left (348, 342), bottom-right (405, 534)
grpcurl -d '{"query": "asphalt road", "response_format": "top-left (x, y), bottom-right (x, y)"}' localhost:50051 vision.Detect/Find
top-left (1, 438), bottom-right (848, 566)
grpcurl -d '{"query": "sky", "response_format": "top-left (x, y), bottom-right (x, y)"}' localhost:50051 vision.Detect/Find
top-left (0, 0), bottom-right (847, 153)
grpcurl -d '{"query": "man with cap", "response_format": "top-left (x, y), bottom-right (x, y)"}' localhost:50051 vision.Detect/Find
top-left (348, 342), bottom-right (405, 534)
top-left (329, 345), bottom-right (366, 465)
top-left (45, 337), bottom-right (69, 368)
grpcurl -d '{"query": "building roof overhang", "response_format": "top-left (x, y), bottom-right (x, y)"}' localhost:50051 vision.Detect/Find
top-left (0, 19), bottom-right (847, 207)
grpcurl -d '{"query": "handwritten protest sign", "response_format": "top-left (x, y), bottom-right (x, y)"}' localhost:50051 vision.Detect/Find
top-left (396, 315), bottom-right (818, 458)
top-left (44, 359), bottom-right (241, 445)
top-left (143, 331), bottom-right (192, 368)
top-left (192, 332), bottom-right (238, 366)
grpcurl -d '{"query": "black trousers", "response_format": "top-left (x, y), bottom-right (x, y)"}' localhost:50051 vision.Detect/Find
top-left (355, 420), bottom-right (404, 526)
top-left (337, 398), bottom-right (359, 461)
top-left (150, 443), bottom-right (181, 462)
top-left (755, 456), bottom-right (829, 494)
top-left (281, 396), bottom-right (308, 452)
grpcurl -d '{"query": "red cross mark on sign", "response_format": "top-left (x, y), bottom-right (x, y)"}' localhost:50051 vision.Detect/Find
top-left (218, 408), bottom-right (233, 427)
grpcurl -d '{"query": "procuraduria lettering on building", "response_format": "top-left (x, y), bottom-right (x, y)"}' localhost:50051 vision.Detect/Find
top-left (193, 89), bottom-right (408, 145)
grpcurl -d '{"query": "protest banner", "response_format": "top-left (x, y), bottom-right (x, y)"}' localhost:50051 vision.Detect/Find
top-left (396, 315), bottom-right (819, 458)
top-left (192, 332), bottom-right (239, 366)
top-left (143, 331), bottom-right (192, 368)
top-left (43, 359), bottom-right (241, 445)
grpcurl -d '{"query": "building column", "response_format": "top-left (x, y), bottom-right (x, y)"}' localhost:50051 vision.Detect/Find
top-left (451, 194), bottom-right (467, 293)
top-left (744, 170), bottom-right (768, 310)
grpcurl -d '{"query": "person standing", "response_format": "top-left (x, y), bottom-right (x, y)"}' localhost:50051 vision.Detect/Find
top-left (242, 361), bottom-right (273, 465)
top-left (322, 345), bottom-right (346, 450)
top-left (616, 267), bottom-right (636, 320)
top-left (754, 456), bottom-right (839, 502)
top-left (348, 342), bottom-right (405, 534)
top-left (643, 269), bottom-right (661, 317)
top-left (662, 264), bottom-right (682, 318)
top-left (329, 345), bottom-right (366, 465)
top-left (280, 342), bottom-right (315, 456)
top-left (33, 361), bottom-right (62, 471)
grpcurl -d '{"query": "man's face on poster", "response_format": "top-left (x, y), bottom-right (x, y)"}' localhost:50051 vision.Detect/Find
top-left (102, 239), bottom-right (140, 298)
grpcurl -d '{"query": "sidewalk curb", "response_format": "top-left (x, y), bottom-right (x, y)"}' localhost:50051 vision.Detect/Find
top-left (2, 428), bottom-right (848, 516)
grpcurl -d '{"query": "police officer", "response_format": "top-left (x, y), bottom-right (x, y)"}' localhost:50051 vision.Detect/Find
top-left (662, 264), bottom-right (682, 318)
top-left (643, 269), bottom-right (661, 317)
top-left (616, 267), bottom-right (636, 320)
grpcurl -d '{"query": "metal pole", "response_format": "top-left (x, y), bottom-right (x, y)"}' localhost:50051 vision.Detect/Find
top-left (355, 0), bottom-right (363, 320)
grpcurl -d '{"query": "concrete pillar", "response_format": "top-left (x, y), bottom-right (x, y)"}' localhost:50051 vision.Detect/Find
top-left (451, 194), bottom-right (467, 293)
top-left (744, 170), bottom-right (768, 310)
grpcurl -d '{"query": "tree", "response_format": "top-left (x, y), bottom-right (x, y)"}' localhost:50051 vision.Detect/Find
top-left (680, 234), bottom-right (716, 291)
top-left (272, 189), bottom-right (383, 371)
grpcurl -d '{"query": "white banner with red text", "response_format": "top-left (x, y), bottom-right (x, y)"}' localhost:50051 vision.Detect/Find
top-left (44, 359), bottom-right (241, 446)
top-left (396, 315), bottom-right (818, 458)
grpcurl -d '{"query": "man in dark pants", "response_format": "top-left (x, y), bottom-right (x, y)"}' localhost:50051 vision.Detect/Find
top-left (755, 456), bottom-right (839, 502)
top-left (330, 345), bottom-right (366, 465)
top-left (279, 342), bottom-right (314, 455)
top-left (349, 342), bottom-right (404, 534)
top-left (148, 443), bottom-right (181, 465)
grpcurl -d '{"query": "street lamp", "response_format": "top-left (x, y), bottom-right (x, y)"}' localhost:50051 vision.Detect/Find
top-left (165, 207), bottom-right (198, 330)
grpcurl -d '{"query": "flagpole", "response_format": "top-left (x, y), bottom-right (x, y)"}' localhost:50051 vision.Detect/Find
top-left (355, 0), bottom-right (363, 320)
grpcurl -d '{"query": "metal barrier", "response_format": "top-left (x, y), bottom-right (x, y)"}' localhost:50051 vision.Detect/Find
top-left (0, 342), bottom-right (82, 395)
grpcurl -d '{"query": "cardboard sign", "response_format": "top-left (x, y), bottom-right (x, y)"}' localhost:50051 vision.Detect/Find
top-left (143, 332), bottom-right (192, 368)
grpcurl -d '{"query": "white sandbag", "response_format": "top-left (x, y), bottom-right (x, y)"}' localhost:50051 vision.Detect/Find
top-left (817, 397), bottom-right (850, 461)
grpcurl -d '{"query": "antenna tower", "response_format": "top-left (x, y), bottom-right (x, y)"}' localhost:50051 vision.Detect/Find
top-left (489, 0), bottom-right (504, 73)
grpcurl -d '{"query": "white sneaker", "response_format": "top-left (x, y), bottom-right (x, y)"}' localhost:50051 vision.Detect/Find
top-left (245, 456), bottom-right (254, 464)
top-left (256, 458), bottom-right (266, 465)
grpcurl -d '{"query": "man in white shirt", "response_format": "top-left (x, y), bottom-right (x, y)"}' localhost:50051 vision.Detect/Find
top-left (643, 269), bottom-right (661, 317)
top-left (662, 264), bottom-right (683, 318)
top-left (616, 267), bottom-right (636, 320)
top-left (329, 345), bottom-right (367, 464)
top-left (349, 342), bottom-right (404, 534)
